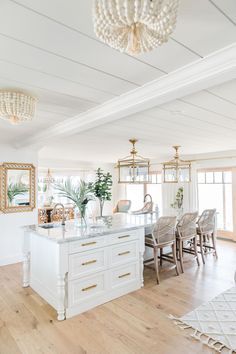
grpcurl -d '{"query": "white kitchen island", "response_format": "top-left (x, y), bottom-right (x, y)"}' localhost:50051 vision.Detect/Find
top-left (23, 213), bottom-right (157, 320)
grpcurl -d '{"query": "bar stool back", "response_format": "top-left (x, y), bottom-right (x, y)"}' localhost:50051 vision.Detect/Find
top-left (176, 212), bottom-right (200, 273)
top-left (197, 209), bottom-right (217, 263)
top-left (145, 216), bottom-right (179, 284)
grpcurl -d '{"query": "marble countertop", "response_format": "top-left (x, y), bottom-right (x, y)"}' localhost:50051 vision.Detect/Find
top-left (24, 213), bottom-right (158, 243)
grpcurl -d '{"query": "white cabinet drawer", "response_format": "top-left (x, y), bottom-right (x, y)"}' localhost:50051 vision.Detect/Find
top-left (110, 262), bottom-right (139, 289)
top-left (109, 230), bottom-right (139, 245)
top-left (69, 249), bottom-right (108, 279)
top-left (69, 236), bottom-right (106, 254)
top-left (68, 272), bottom-right (106, 307)
top-left (110, 241), bottom-right (139, 266)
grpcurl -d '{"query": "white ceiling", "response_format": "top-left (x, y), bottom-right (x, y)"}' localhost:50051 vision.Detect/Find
top-left (0, 0), bottom-right (235, 163)
top-left (38, 79), bottom-right (236, 164)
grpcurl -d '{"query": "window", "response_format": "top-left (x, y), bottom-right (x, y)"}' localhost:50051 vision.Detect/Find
top-left (197, 170), bottom-right (233, 231)
top-left (126, 172), bottom-right (162, 213)
top-left (146, 172), bottom-right (162, 215)
top-left (126, 184), bottom-right (144, 210)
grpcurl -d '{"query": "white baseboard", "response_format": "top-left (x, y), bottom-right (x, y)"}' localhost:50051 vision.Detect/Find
top-left (0, 254), bottom-right (23, 266)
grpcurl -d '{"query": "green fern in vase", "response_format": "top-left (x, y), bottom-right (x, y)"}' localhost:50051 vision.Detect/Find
top-left (54, 179), bottom-right (94, 221)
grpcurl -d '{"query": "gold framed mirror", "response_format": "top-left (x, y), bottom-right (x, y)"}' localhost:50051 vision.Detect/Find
top-left (0, 162), bottom-right (36, 213)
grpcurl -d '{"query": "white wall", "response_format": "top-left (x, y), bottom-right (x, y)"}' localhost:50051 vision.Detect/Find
top-left (0, 144), bottom-right (38, 266)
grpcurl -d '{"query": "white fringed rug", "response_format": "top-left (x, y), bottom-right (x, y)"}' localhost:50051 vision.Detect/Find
top-left (169, 287), bottom-right (236, 353)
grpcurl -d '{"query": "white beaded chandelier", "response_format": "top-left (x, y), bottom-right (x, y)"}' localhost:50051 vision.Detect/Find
top-left (93, 0), bottom-right (179, 55)
top-left (0, 91), bottom-right (36, 125)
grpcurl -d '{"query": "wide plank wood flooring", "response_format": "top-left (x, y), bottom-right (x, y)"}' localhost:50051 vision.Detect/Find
top-left (0, 239), bottom-right (236, 354)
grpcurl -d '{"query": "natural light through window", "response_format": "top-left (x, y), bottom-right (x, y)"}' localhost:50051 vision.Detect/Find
top-left (197, 170), bottom-right (233, 231)
top-left (126, 172), bottom-right (162, 214)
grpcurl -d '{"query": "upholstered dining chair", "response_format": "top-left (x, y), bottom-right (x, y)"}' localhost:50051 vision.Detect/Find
top-left (38, 208), bottom-right (48, 224)
top-left (51, 207), bottom-right (64, 222)
top-left (144, 216), bottom-right (179, 284)
top-left (113, 200), bottom-right (131, 213)
top-left (197, 209), bottom-right (217, 263)
top-left (176, 212), bottom-right (200, 273)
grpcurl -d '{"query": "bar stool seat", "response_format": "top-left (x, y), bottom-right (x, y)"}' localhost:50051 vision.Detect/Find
top-left (144, 216), bottom-right (179, 284)
top-left (176, 212), bottom-right (200, 273)
top-left (197, 209), bottom-right (217, 263)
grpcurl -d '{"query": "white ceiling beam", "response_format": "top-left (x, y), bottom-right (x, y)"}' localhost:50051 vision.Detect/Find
top-left (16, 44), bottom-right (236, 148)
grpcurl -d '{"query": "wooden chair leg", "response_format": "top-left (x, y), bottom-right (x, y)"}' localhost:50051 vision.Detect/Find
top-left (212, 232), bottom-right (218, 259)
top-left (153, 247), bottom-right (160, 284)
top-left (193, 237), bottom-right (200, 266)
top-left (172, 242), bottom-right (179, 276)
top-left (199, 234), bottom-right (205, 264)
top-left (160, 248), bottom-right (163, 267)
top-left (179, 240), bottom-right (184, 273)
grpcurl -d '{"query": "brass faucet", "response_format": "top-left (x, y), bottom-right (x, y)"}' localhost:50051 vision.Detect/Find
top-left (51, 203), bottom-right (66, 226)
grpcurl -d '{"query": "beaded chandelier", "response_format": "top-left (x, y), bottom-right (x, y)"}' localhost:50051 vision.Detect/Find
top-left (0, 91), bottom-right (36, 125)
top-left (93, 0), bottom-right (179, 55)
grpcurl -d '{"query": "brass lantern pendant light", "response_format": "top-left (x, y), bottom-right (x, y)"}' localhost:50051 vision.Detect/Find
top-left (117, 139), bottom-right (150, 184)
top-left (163, 146), bottom-right (191, 183)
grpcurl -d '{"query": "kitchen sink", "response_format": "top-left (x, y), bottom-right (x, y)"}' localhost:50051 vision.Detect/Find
top-left (39, 223), bottom-right (61, 229)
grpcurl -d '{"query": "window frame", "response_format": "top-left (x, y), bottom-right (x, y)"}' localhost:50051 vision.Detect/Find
top-left (125, 171), bottom-right (162, 212)
top-left (197, 168), bottom-right (234, 238)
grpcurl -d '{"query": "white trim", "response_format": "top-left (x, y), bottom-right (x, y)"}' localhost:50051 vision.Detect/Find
top-left (0, 254), bottom-right (23, 266)
top-left (16, 44), bottom-right (236, 148)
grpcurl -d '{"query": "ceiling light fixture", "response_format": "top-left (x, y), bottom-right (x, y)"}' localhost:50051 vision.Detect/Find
top-left (0, 91), bottom-right (36, 125)
top-left (117, 139), bottom-right (150, 183)
top-left (93, 0), bottom-right (180, 55)
top-left (163, 145), bottom-right (191, 183)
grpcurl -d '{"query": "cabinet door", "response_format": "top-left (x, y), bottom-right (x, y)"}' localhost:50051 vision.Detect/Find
top-left (110, 241), bottom-right (139, 266)
top-left (69, 248), bottom-right (108, 279)
top-left (68, 272), bottom-right (107, 307)
top-left (109, 230), bottom-right (139, 245)
top-left (69, 236), bottom-right (107, 254)
top-left (110, 262), bottom-right (140, 289)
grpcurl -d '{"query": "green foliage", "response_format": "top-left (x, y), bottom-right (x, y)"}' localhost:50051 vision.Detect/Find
top-left (54, 179), bottom-right (94, 218)
top-left (170, 187), bottom-right (184, 209)
top-left (38, 183), bottom-right (47, 193)
top-left (92, 168), bottom-right (112, 216)
top-left (7, 183), bottom-right (29, 203)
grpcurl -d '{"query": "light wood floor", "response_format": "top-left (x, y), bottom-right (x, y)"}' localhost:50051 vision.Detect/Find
top-left (0, 239), bottom-right (236, 354)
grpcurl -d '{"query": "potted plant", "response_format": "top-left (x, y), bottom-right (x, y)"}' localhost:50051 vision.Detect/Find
top-left (54, 179), bottom-right (94, 224)
top-left (170, 187), bottom-right (184, 217)
top-left (92, 168), bottom-right (112, 217)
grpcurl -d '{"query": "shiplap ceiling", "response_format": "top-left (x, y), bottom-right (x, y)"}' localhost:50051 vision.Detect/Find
top-left (38, 79), bottom-right (236, 163)
top-left (0, 0), bottom-right (235, 162)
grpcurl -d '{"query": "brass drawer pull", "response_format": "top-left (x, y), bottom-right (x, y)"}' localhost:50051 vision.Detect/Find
top-left (82, 284), bottom-right (97, 292)
top-left (118, 272), bottom-right (131, 279)
top-left (118, 235), bottom-right (130, 239)
top-left (118, 251), bottom-right (130, 256)
top-left (81, 241), bottom-right (97, 247)
top-left (82, 259), bottom-right (97, 266)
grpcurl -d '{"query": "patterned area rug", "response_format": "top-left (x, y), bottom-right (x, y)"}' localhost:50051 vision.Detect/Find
top-left (170, 287), bottom-right (236, 353)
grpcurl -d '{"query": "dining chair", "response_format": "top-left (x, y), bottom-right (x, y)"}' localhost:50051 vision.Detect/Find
top-left (38, 208), bottom-right (48, 224)
top-left (64, 205), bottom-right (75, 220)
top-left (176, 212), bottom-right (200, 273)
top-left (197, 209), bottom-right (217, 263)
top-left (51, 207), bottom-right (64, 222)
top-left (144, 216), bottom-right (179, 284)
top-left (113, 200), bottom-right (131, 213)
